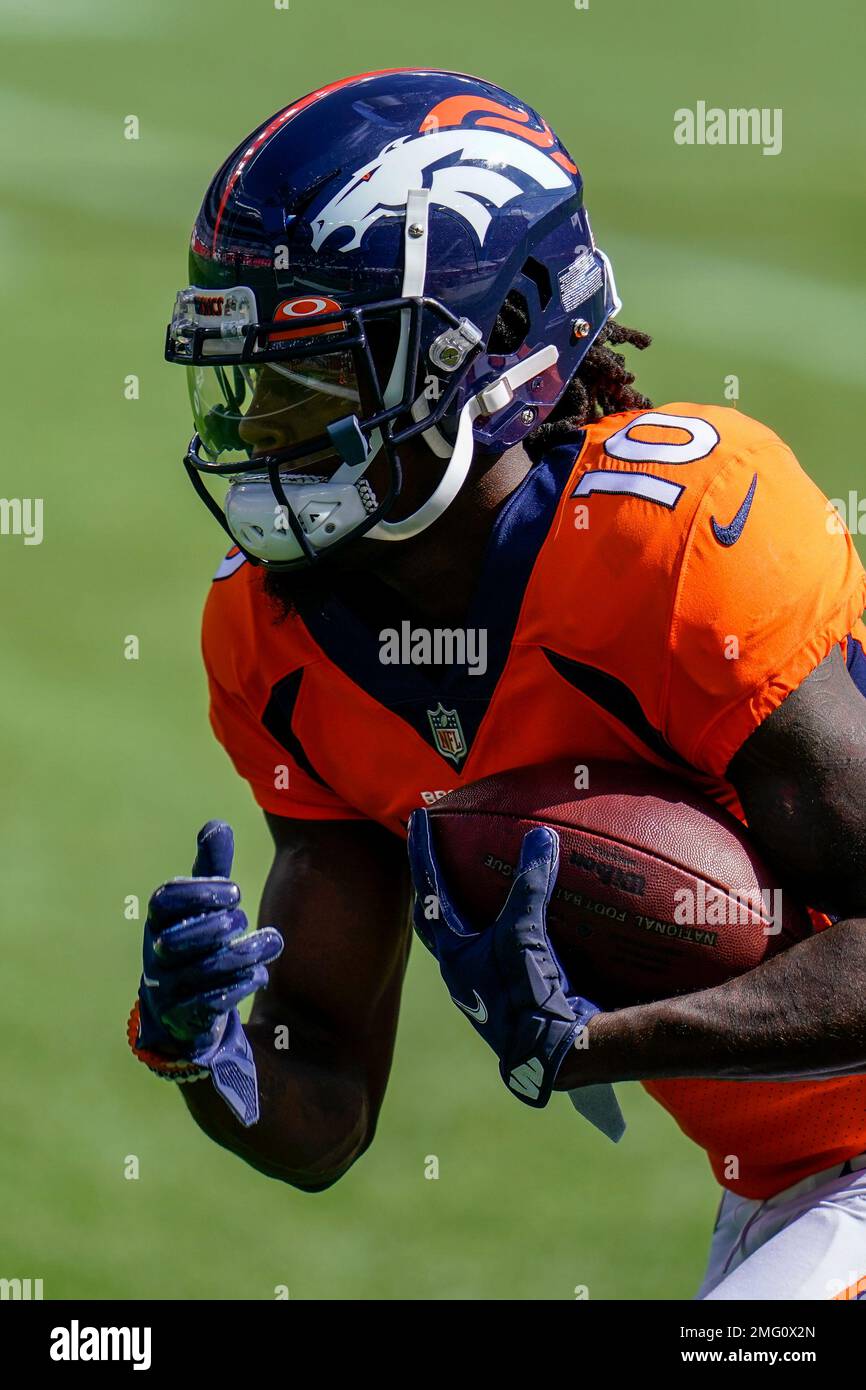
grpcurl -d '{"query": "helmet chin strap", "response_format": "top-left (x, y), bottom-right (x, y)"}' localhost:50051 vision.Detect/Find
top-left (364, 186), bottom-right (559, 543)
top-left (408, 390), bottom-right (457, 459)
top-left (368, 344), bottom-right (558, 541)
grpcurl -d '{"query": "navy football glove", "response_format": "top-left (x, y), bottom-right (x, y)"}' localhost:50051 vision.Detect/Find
top-left (135, 821), bottom-right (284, 1127)
top-left (408, 810), bottom-right (625, 1139)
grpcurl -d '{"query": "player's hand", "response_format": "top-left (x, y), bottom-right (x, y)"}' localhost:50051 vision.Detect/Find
top-left (407, 810), bottom-right (601, 1109)
top-left (135, 821), bottom-right (284, 1126)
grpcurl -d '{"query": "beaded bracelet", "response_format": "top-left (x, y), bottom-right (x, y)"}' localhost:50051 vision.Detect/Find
top-left (127, 1001), bottom-right (208, 1084)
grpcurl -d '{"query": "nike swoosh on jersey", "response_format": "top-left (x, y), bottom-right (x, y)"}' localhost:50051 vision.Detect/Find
top-left (452, 990), bottom-right (488, 1023)
top-left (710, 471), bottom-right (758, 546)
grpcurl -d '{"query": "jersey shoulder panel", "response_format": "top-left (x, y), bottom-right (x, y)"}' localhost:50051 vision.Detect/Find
top-left (540, 400), bottom-right (844, 616)
top-left (200, 549), bottom-right (362, 821)
top-left (201, 548), bottom-right (321, 707)
top-left (653, 407), bottom-right (866, 773)
top-left (578, 401), bottom-right (789, 499)
top-left (527, 405), bottom-right (866, 777)
top-left (527, 405), bottom-right (760, 656)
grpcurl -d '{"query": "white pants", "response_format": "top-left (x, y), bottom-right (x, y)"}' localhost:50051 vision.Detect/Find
top-left (697, 1153), bottom-right (866, 1299)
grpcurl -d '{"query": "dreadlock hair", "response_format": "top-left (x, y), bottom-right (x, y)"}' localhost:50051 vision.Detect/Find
top-left (488, 292), bottom-right (653, 463)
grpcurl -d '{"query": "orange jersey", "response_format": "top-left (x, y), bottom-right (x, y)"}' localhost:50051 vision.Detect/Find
top-left (203, 403), bottom-right (866, 1198)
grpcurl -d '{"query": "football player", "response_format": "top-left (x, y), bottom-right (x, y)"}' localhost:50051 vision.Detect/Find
top-left (132, 69), bottom-right (866, 1299)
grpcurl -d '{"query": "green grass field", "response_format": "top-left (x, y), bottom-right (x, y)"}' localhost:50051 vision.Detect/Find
top-left (1, 0), bottom-right (863, 1299)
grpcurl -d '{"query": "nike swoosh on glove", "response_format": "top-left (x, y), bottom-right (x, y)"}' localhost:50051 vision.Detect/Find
top-left (408, 811), bottom-right (600, 1108)
top-left (136, 821), bottom-right (284, 1126)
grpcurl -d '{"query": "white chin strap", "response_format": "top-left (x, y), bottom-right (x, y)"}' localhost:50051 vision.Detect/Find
top-left (365, 186), bottom-right (559, 543)
top-left (367, 343), bottom-right (558, 541)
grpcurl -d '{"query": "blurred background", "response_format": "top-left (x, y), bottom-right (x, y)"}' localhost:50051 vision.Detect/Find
top-left (1, 0), bottom-right (863, 1300)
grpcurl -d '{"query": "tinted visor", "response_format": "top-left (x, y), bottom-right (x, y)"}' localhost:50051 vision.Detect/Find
top-left (188, 352), bottom-right (364, 469)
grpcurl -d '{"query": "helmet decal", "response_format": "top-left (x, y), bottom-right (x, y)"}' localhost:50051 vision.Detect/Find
top-left (269, 295), bottom-right (345, 341)
top-left (419, 95), bottom-right (578, 174)
top-left (309, 126), bottom-right (573, 254)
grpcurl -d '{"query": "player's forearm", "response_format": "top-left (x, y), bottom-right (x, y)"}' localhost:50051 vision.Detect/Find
top-left (557, 917), bottom-right (866, 1088)
top-left (179, 1027), bottom-right (370, 1189)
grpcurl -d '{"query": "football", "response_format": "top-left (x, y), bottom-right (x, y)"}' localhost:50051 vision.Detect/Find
top-left (425, 759), bottom-right (813, 1008)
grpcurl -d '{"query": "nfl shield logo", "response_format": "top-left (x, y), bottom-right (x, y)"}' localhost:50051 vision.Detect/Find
top-left (427, 703), bottom-right (467, 764)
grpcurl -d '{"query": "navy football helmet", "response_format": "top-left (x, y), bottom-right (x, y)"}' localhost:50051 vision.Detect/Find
top-left (165, 68), bottom-right (620, 568)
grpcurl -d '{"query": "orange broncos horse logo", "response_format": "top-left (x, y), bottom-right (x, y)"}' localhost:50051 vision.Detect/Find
top-left (419, 95), bottom-right (578, 175)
